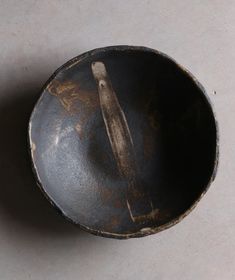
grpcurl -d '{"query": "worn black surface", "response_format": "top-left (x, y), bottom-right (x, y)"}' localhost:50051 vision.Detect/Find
top-left (29, 46), bottom-right (218, 238)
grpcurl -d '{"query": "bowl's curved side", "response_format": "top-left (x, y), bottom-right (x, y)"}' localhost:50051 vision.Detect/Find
top-left (28, 45), bottom-right (219, 239)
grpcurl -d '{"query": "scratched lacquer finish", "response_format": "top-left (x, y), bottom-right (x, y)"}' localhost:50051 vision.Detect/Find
top-left (29, 46), bottom-right (218, 238)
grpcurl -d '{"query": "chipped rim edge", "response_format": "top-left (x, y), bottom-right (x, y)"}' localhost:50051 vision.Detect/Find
top-left (28, 45), bottom-right (219, 239)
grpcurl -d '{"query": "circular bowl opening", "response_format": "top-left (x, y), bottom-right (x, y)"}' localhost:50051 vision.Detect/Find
top-left (29, 46), bottom-right (218, 238)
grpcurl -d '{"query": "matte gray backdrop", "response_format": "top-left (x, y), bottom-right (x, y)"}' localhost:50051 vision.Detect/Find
top-left (0, 1), bottom-right (234, 279)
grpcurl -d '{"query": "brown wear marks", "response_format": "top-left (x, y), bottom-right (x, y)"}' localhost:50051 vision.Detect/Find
top-left (105, 215), bottom-right (120, 232)
top-left (47, 80), bottom-right (99, 138)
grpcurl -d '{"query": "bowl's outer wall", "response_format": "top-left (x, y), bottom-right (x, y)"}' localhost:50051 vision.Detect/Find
top-left (29, 46), bottom-right (218, 238)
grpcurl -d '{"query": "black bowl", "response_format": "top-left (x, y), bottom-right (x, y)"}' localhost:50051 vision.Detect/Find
top-left (29, 46), bottom-right (218, 239)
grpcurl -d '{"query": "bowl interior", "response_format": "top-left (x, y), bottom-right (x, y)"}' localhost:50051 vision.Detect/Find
top-left (29, 47), bottom-right (217, 237)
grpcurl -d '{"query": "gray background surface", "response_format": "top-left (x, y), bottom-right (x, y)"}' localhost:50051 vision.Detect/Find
top-left (0, 1), bottom-right (234, 279)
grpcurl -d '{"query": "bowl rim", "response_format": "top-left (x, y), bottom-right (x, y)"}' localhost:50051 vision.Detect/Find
top-left (28, 45), bottom-right (219, 239)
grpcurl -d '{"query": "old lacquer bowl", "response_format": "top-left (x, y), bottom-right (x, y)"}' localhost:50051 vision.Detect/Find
top-left (29, 46), bottom-right (218, 238)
